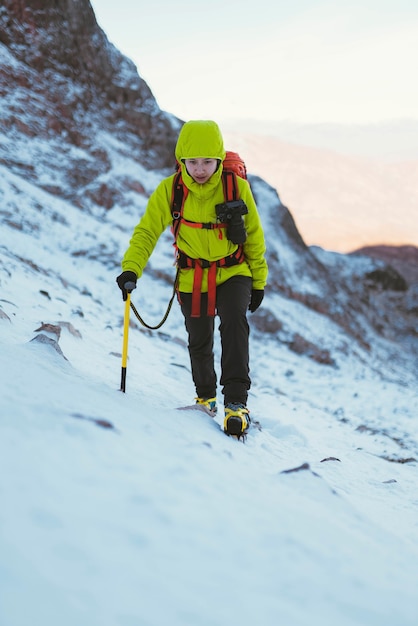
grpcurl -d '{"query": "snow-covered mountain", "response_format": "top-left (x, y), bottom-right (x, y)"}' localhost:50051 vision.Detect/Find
top-left (1, 2), bottom-right (418, 625)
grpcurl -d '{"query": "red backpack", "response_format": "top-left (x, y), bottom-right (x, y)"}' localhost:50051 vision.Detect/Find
top-left (222, 151), bottom-right (247, 179)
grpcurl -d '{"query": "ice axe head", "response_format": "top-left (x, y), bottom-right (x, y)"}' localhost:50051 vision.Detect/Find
top-left (124, 281), bottom-right (136, 293)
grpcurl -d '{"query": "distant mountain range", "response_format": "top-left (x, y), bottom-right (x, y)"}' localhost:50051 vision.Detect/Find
top-left (221, 129), bottom-right (418, 254)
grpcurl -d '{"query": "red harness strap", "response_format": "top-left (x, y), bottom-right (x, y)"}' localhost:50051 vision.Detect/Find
top-left (191, 261), bottom-right (217, 317)
top-left (177, 247), bottom-right (245, 317)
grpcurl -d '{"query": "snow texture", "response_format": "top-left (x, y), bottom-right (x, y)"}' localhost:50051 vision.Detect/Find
top-left (0, 11), bottom-right (417, 621)
top-left (1, 151), bottom-right (418, 626)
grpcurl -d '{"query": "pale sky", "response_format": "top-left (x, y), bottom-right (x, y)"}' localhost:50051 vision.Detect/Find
top-left (89, 0), bottom-right (418, 126)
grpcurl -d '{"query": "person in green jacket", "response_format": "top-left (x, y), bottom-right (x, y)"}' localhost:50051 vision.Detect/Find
top-left (117, 120), bottom-right (268, 437)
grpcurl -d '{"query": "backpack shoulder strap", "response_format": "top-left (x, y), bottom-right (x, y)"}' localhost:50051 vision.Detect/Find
top-left (221, 170), bottom-right (240, 202)
top-left (171, 171), bottom-right (188, 240)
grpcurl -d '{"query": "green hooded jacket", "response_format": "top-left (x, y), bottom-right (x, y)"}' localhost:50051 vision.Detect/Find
top-left (121, 120), bottom-right (268, 293)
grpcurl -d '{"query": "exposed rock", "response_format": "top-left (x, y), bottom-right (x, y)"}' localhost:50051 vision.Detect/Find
top-left (0, 0), bottom-right (182, 214)
top-left (365, 267), bottom-right (408, 292)
top-left (29, 333), bottom-right (68, 359)
top-left (352, 245), bottom-right (418, 285)
top-left (57, 322), bottom-right (82, 339)
top-left (281, 463), bottom-right (316, 475)
top-left (287, 333), bottom-right (336, 366)
top-left (0, 309), bottom-right (11, 322)
top-left (70, 412), bottom-right (116, 431)
top-left (34, 323), bottom-right (61, 340)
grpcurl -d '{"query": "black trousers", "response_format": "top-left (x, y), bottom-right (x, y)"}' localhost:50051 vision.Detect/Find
top-left (179, 275), bottom-right (252, 406)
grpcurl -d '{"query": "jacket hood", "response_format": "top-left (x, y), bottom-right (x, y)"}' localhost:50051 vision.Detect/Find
top-left (175, 120), bottom-right (226, 162)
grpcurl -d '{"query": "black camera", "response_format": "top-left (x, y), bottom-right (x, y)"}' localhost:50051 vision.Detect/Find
top-left (215, 199), bottom-right (248, 244)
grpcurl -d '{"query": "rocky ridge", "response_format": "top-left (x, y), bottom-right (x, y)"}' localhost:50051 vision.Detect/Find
top-left (0, 0), bottom-right (417, 374)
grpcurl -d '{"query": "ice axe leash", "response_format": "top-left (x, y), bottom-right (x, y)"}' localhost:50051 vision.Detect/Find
top-left (129, 268), bottom-right (179, 331)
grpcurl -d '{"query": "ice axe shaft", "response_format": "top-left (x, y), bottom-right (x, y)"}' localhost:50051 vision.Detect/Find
top-left (120, 281), bottom-right (136, 392)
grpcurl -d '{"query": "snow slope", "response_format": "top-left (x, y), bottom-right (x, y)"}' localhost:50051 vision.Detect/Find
top-left (1, 161), bottom-right (418, 626)
top-left (2, 5), bottom-right (417, 624)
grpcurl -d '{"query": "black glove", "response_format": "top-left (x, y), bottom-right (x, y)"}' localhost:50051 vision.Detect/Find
top-left (249, 289), bottom-right (264, 313)
top-left (116, 271), bottom-right (137, 301)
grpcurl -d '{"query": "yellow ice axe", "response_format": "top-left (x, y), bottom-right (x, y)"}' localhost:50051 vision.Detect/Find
top-left (120, 281), bottom-right (136, 392)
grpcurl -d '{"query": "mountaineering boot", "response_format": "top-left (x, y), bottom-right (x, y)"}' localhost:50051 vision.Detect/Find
top-left (223, 403), bottom-right (250, 437)
top-left (195, 397), bottom-right (217, 414)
